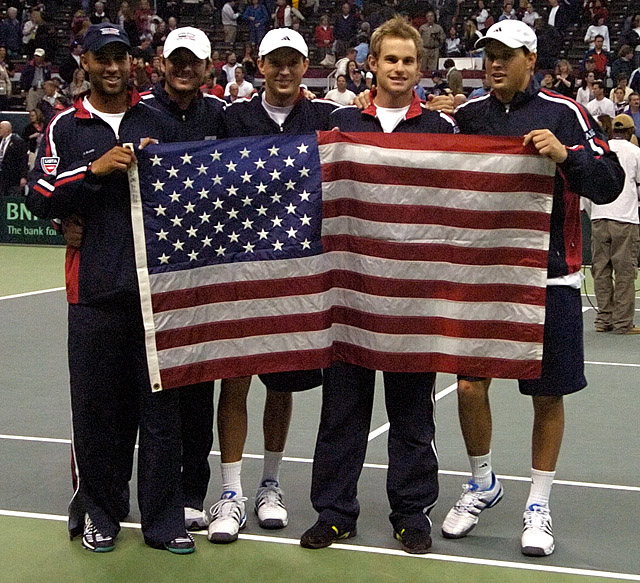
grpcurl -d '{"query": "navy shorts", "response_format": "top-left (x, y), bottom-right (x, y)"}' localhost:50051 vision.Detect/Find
top-left (259, 369), bottom-right (323, 392)
top-left (458, 286), bottom-right (587, 397)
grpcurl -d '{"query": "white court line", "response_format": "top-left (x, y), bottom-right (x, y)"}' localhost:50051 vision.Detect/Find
top-left (0, 287), bottom-right (65, 301)
top-left (3, 434), bottom-right (638, 492)
top-left (367, 382), bottom-right (458, 442)
top-left (1, 510), bottom-right (639, 581)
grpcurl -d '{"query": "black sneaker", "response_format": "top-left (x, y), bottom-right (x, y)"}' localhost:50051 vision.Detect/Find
top-left (394, 527), bottom-right (432, 554)
top-left (82, 514), bottom-right (115, 553)
top-left (147, 533), bottom-right (196, 554)
top-left (300, 520), bottom-right (356, 549)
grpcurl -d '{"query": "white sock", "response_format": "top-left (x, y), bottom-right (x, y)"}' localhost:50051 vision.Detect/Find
top-left (221, 461), bottom-right (243, 498)
top-left (261, 450), bottom-right (284, 486)
top-left (469, 452), bottom-right (493, 490)
top-left (526, 468), bottom-right (555, 508)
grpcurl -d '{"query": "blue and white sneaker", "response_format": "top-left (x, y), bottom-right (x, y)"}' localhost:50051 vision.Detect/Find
top-left (255, 481), bottom-right (288, 529)
top-left (441, 473), bottom-right (504, 538)
top-left (521, 504), bottom-right (554, 556)
top-left (207, 491), bottom-right (247, 544)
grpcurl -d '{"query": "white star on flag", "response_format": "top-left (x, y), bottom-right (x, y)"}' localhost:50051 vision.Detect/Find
top-left (154, 205), bottom-right (166, 216)
top-left (272, 240), bottom-right (284, 251)
top-left (188, 250), bottom-right (199, 261)
top-left (184, 202), bottom-right (195, 213)
top-left (214, 222), bottom-right (224, 233)
top-left (183, 177), bottom-right (194, 189)
top-left (283, 156), bottom-right (295, 167)
top-left (285, 180), bottom-right (296, 190)
top-left (152, 179), bottom-right (165, 191)
top-left (297, 143), bottom-right (309, 154)
top-left (239, 147), bottom-right (251, 158)
top-left (150, 154), bottom-right (162, 166)
top-left (301, 239), bottom-right (311, 250)
top-left (202, 236), bottom-right (212, 247)
top-left (166, 166), bottom-right (179, 178)
top-left (158, 253), bottom-right (170, 264)
top-left (227, 208), bottom-right (239, 219)
top-left (212, 174), bottom-right (223, 185)
top-left (268, 145), bottom-right (279, 157)
top-left (169, 191), bottom-right (180, 202)
top-left (210, 150), bottom-right (221, 161)
top-left (215, 245), bottom-right (225, 256)
top-left (197, 164), bottom-right (208, 175)
top-left (300, 214), bottom-right (311, 226)
top-left (227, 185), bottom-right (238, 196)
top-left (256, 182), bottom-right (268, 194)
top-left (254, 158), bottom-right (266, 169)
top-left (242, 218), bottom-right (254, 230)
top-left (241, 171), bottom-right (252, 183)
top-left (286, 227), bottom-right (298, 238)
top-left (285, 203), bottom-right (297, 214)
top-left (226, 160), bottom-right (237, 172)
top-left (272, 216), bottom-right (283, 227)
top-left (170, 216), bottom-right (183, 227)
top-left (299, 167), bottom-right (310, 177)
top-left (173, 239), bottom-right (184, 251)
top-left (213, 198), bottom-right (224, 209)
top-left (156, 229), bottom-right (168, 240)
top-left (198, 188), bottom-right (209, 199)
top-left (199, 212), bottom-right (211, 223)
top-left (243, 242), bottom-right (255, 253)
top-left (270, 168), bottom-right (281, 181)
top-left (299, 190), bottom-right (311, 201)
top-left (187, 226), bottom-right (198, 237)
top-left (181, 152), bottom-right (193, 164)
top-left (228, 231), bottom-right (240, 242)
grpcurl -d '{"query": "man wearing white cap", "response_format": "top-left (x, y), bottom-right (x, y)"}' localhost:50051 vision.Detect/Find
top-left (138, 26), bottom-right (225, 532)
top-left (441, 20), bottom-right (624, 556)
top-left (206, 28), bottom-right (335, 545)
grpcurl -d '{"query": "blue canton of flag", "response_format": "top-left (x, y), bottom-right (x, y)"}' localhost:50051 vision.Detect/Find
top-left (137, 134), bottom-right (323, 272)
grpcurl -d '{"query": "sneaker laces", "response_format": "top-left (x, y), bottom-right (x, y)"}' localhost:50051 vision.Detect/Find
top-left (209, 496), bottom-right (247, 521)
top-left (256, 484), bottom-right (285, 509)
top-left (523, 504), bottom-right (552, 531)
top-left (452, 482), bottom-right (486, 515)
top-left (85, 515), bottom-right (112, 543)
top-left (171, 533), bottom-right (195, 545)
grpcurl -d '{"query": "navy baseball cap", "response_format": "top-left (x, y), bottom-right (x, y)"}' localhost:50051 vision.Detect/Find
top-left (83, 23), bottom-right (131, 53)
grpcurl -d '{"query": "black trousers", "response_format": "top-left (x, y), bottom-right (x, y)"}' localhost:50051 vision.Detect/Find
top-left (311, 362), bottom-right (438, 532)
top-left (67, 300), bottom-right (185, 545)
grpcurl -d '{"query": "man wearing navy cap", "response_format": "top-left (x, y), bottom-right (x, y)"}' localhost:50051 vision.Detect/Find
top-left (26, 23), bottom-right (194, 555)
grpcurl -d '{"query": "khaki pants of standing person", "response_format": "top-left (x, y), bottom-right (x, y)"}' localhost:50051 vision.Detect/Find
top-left (591, 219), bottom-right (640, 333)
top-left (26, 87), bottom-right (44, 111)
top-left (421, 48), bottom-right (439, 71)
top-left (224, 25), bottom-right (237, 44)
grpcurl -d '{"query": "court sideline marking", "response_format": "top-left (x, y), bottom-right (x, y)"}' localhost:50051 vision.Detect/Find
top-left (0, 287), bottom-right (65, 301)
top-left (1, 509), bottom-right (638, 582)
top-left (1, 433), bottom-right (637, 492)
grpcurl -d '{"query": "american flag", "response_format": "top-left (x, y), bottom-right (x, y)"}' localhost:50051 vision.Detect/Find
top-left (129, 132), bottom-right (556, 391)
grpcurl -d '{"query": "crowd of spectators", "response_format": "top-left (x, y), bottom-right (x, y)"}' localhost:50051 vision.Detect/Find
top-left (0, 0), bottom-right (638, 153)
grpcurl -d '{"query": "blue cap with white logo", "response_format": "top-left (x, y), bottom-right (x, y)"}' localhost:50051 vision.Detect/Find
top-left (83, 23), bottom-right (131, 53)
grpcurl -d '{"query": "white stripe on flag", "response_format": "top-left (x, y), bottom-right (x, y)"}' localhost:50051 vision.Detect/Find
top-left (154, 289), bottom-right (546, 332)
top-left (157, 325), bottom-right (543, 370)
top-left (149, 251), bottom-right (548, 294)
top-left (322, 181), bottom-right (554, 213)
top-left (322, 216), bottom-right (551, 250)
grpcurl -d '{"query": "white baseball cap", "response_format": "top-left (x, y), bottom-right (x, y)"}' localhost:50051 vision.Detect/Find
top-left (475, 20), bottom-right (537, 53)
top-left (258, 28), bottom-right (308, 58)
top-left (163, 27), bottom-right (211, 60)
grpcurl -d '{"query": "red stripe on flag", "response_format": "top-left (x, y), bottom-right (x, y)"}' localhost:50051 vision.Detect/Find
top-left (322, 161), bottom-right (556, 195)
top-left (151, 271), bottom-right (546, 312)
top-left (155, 308), bottom-right (544, 350)
top-left (323, 198), bottom-right (552, 232)
top-left (323, 235), bottom-right (549, 267)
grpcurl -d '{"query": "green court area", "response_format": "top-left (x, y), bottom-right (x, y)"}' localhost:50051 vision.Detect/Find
top-left (2, 515), bottom-right (631, 583)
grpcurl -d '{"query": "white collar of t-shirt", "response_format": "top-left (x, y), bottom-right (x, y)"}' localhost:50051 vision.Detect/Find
top-left (375, 104), bottom-right (410, 133)
top-left (83, 97), bottom-right (126, 139)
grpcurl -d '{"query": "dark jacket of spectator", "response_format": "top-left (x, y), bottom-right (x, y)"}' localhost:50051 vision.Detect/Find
top-left (0, 13), bottom-right (21, 55)
top-left (19, 59), bottom-right (52, 92)
top-left (611, 58), bottom-right (635, 86)
top-left (59, 45), bottom-right (83, 85)
top-left (334, 11), bottom-right (359, 43)
top-left (0, 132), bottom-right (28, 196)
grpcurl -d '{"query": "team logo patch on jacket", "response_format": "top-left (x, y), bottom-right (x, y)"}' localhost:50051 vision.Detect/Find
top-left (41, 157), bottom-right (60, 175)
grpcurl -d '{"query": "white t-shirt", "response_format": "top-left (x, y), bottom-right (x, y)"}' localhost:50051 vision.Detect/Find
top-left (83, 97), bottom-right (126, 138)
top-left (324, 88), bottom-right (356, 106)
top-left (585, 139), bottom-right (640, 224)
top-left (375, 105), bottom-right (410, 134)
top-left (261, 93), bottom-right (295, 127)
top-left (586, 96), bottom-right (616, 119)
top-left (225, 79), bottom-right (254, 97)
